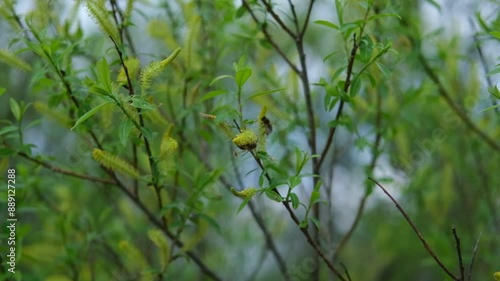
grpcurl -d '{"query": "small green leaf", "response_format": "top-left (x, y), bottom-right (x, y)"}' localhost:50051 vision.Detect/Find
top-left (236, 197), bottom-right (252, 214)
top-left (89, 85), bottom-right (111, 96)
top-left (309, 190), bottom-right (320, 205)
top-left (9, 98), bottom-right (21, 121)
top-left (244, 88), bottom-right (286, 102)
top-left (299, 220), bottom-right (308, 229)
top-left (0, 125), bottom-right (18, 136)
top-left (367, 13), bottom-right (401, 22)
top-left (140, 127), bottom-right (156, 141)
top-left (376, 62), bottom-right (392, 77)
top-left (490, 31), bottom-right (500, 39)
top-left (488, 85), bottom-right (500, 99)
top-left (201, 90), bottom-right (229, 101)
top-left (72, 101), bottom-right (113, 130)
top-left (130, 97), bottom-right (156, 110)
top-left (289, 175), bottom-right (302, 189)
top-left (209, 75), bottom-right (233, 86)
top-left (235, 5), bottom-right (246, 18)
top-left (349, 77), bottom-right (362, 97)
top-left (96, 58), bottom-right (112, 93)
top-left (119, 119), bottom-right (134, 146)
top-left (264, 190), bottom-right (283, 202)
top-left (0, 87), bottom-right (6, 96)
top-left (488, 64), bottom-right (500, 76)
top-left (196, 213), bottom-right (222, 234)
top-left (290, 193), bottom-right (299, 209)
top-left (0, 147), bottom-right (16, 156)
top-left (235, 68), bottom-right (252, 88)
top-left (314, 20), bottom-right (339, 30)
top-left (479, 104), bottom-right (500, 113)
top-left (309, 217), bottom-right (321, 229)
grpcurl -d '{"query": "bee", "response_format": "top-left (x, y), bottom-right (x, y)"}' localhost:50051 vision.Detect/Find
top-left (261, 116), bottom-right (273, 135)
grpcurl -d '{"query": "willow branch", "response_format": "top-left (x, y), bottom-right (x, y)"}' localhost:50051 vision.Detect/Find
top-left (369, 177), bottom-right (459, 281)
top-left (418, 54), bottom-right (500, 151)
top-left (242, 0), bottom-right (300, 74)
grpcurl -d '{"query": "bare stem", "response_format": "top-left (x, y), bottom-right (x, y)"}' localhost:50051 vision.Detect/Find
top-left (452, 226), bottom-right (465, 281)
top-left (369, 177), bottom-right (459, 281)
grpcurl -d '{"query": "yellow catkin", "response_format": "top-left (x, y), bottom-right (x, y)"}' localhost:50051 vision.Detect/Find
top-left (230, 187), bottom-right (257, 199)
top-left (92, 148), bottom-right (140, 179)
top-left (232, 130), bottom-right (257, 150)
top-left (159, 133), bottom-right (178, 159)
top-left (0, 49), bottom-right (32, 72)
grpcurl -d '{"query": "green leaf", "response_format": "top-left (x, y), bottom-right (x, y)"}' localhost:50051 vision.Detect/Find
top-left (201, 90), bottom-right (229, 101)
top-left (309, 190), bottom-right (320, 205)
top-left (236, 197), bottom-right (252, 214)
top-left (196, 213), bottom-right (222, 234)
top-left (367, 13), bottom-right (401, 22)
top-left (479, 104), bottom-right (500, 113)
top-left (209, 75), bottom-right (233, 86)
top-left (0, 87), bottom-right (5, 96)
top-left (96, 58), bottom-right (112, 93)
top-left (71, 101), bottom-right (113, 130)
top-left (487, 65), bottom-right (500, 76)
top-left (425, 0), bottom-right (441, 11)
top-left (235, 5), bottom-right (246, 18)
top-left (9, 98), bottom-right (21, 121)
top-left (349, 77), bottom-right (362, 97)
top-left (376, 62), bottom-right (391, 77)
top-left (130, 97), bottom-right (156, 110)
top-left (289, 175), bottom-right (302, 189)
top-left (488, 85), bottom-right (500, 99)
top-left (0, 125), bottom-right (17, 136)
top-left (264, 190), bottom-right (283, 202)
top-left (244, 88), bottom-right (286, 102)
top-left (290, 192), bottom-right (299, 209)
top-left (119, 119), bottom-right (134, 146)
top-left (0, 147), bottom-right (17, 156)
top-left (235, 68), bottom-right (252, 88)
top-left (309, 217), bottom-right (321, 229)
top-left (140, 127), bottom-right (156, 141)
top-left (299, 220), bottom-right (308, 229)
top-left (314, 20), bottom-right (339, 30)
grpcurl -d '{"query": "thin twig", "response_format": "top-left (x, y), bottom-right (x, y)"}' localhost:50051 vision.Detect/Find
top-left (467, 231), bottom-right (482, 281)
top-left (339, 262), bottom-right (352, 281)
top-left (468, 18), bottom-right (499, 114)
top-left (369, 177), bottom-right (459, 281)
top-left (333, 32), bottom-right (384, 260)
top-left (316, 2), bottom-right (373, 171)
top-left (261, 0), bottom-right (296, 38)
top-left (242, 0), bottom-right (301, 74)
top-left (452, 226), bottom-right (465, 280)
top-left (418, 53), bottom-right (500, 151)
top-left (229, 148), bottom-right (290, 280)
top-left (251, 151), bottom-right (347, 281)
top-left (15, 149), bottom-right (116, 185)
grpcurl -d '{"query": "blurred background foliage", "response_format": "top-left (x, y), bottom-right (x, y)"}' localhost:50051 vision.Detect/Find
top-left (0, 0), bottom-right (499, 281)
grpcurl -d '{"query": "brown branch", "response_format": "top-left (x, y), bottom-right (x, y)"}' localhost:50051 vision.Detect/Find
top-left (333, 36), bottom-right (384, 260)
top-left (300, 0), bottom-right (316, 37)
top-left (452, 226), bottom-right (465, 281)
top-left (316, 2), bottom-right (373, 171)
top-left (418, 54), bottom-right (500, 151)
top-left (18, 145), bottom-right (224, 281)
top-left (261, 0), bottom-right (296, 38)
top-left (229, 149), bottom-right (290, 280)
top-left (15, 149), bottom-right (116, 185)
top-left (242, 0), bottom-right (301, 75)
top-left (251, 151), bottom-right (347, 281)
top-left (467, 231), bottom-right (482, 281)
top-left (369, 177), bottom-right (459, 281)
